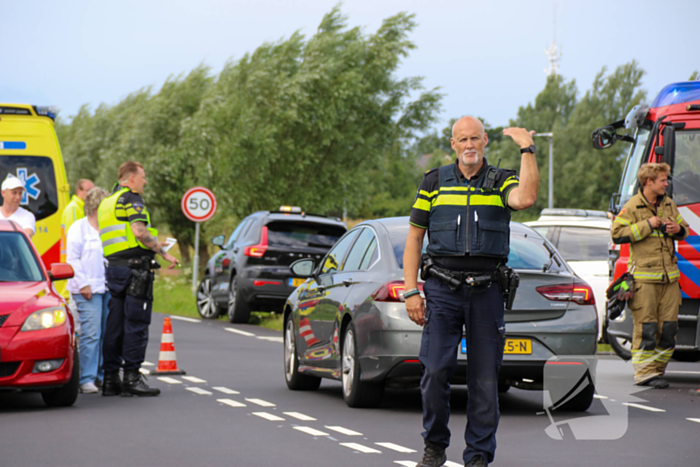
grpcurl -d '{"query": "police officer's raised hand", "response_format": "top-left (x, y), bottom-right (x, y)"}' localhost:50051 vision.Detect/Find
top-left (502, 127), bottom-right (536, 149)
top-left (406, 294), bottom-right (426, 326)
top-left (648, 216), bottom-right (663, 229)
top-left (162, 252), bottom-right (180, 269)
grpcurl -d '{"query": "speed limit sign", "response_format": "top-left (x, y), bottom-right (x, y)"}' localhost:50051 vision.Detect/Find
top-left (181, 187), bottom-right (217, 222)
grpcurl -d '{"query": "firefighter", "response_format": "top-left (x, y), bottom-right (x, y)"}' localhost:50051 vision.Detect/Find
top-left (611, 162), bottom-right (688, 388)
top-left (404, 116), bottom-right (538, 467)
top-left (98, 161), bottom-right (179, 397)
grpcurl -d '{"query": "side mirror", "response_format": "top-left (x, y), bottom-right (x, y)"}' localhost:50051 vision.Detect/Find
top-left (290, 258), bottom-right (315, 278)
top-left (212, 235), bottom-right (225, 249)
top-left (591, 126), bottom-right (617, 150)
top-left (608, 193), bottom-right (621, 215)
top-left (48, 263), bottom-right (74, 281)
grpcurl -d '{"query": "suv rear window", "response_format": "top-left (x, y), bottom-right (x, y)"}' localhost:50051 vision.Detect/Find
top-left (266, 221), bottom-right (346, 249)
top-left (0, 156), bottom-right (58, 221)
top-left (556, 227), bottom-right (609, 262)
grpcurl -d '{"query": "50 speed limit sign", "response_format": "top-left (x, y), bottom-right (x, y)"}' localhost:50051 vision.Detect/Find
top-left (181, 187), bottom-right (217, 222)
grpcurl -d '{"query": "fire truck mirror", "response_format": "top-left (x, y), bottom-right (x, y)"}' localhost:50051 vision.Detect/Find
top-left (592, 126), bottom-right (616, 150)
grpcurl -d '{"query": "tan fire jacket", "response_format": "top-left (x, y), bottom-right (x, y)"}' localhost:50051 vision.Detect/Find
top-left (611, 189), bottom-right (689, 283)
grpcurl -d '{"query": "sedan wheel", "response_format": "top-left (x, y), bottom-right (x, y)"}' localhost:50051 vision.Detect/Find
top-left (283, 314), bottom-right (321, 390)
top-left (227, 276), bottom-right (250, 323)
top-left (196, 276), bottom-right (220, 319)
top-left (341, 323), bottom-right (383, 408)
top-left (607, 330), bottom-right (632, 361)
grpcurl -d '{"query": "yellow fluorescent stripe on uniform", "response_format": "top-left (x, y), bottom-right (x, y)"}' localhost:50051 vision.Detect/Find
top-left (412, 198), bottom-right (431, 211)
top-left (632, 272), bottom-right (665, 279)
top-left (677, 214), bottom-right (684, 223)
top-left (631, 224), bottom-right (642, 241)
top-left (668, 271), bottom-right (680, 279)
top-left (614, 217), bottom-right (631, 226)
top-left (432, 194), bottom-right (504, 208)
top-left (439, 186), bottom-right (475, 192)
top-left (500, 178), bottom-right (519, 190)
top-left (419, 190), bottom-right (438, 198)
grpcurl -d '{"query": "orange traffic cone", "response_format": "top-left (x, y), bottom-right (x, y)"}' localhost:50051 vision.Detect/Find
top-left (150, 317), bottom-right (186, 375)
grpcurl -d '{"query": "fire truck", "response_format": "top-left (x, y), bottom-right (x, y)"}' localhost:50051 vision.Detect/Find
top-left (592, 81), bottom-right (700, 362)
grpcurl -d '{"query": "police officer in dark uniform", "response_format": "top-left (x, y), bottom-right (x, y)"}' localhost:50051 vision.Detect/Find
top-left (98, 161), bottom-right (179, 397)
top-left (404, 117), bottom-right (538, 467)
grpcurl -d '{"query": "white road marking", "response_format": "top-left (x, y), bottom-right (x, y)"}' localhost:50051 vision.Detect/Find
top-left (666, 370), bottom-right (700, 375)
top-left (594, 394), bottom-right (609, 399)
top-left (293, 426), bottom-right (329, 437)
top-left (623, 402), bottom-right (666, 413)
top-left (225, 327), bottom-right (255, 337)
top-left (186, 387), bottom-right (212, 395)
top-left (213, 386), bottom-right (240, 395)
top-left (217, 398), bottom-right (246, 408)
top-left (256, 336), bottom-right (284, 343)
top-left (245, 398), bottom-right (276, 407)
top-left (687, 418), bottom-right (700, 424)
top-left (156, 376), bottom-right (181, 384)
top-left (139, 368), bottom-right (150, 375)
top-left (339, 443), bottom-right (381, 454)
top-left (394, 462), bottom-right (416, 467)
top-left (253, 412), bottom-right (285, 421)
top-left (182, 376), bottom-right (207, 383)
top-left (325, 426), bottom-right (362, 436)
top-left (376, 442), bottom-right (416, 453)
top-left (169, 315), bottom-right (201, 323)
top-left (283, 412), bottom-right (316, 421)
top-left (142, 361), bottom-right (155, 366)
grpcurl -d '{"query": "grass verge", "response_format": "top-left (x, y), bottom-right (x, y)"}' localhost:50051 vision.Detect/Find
top-left (153, 271), bottom-right (284, 331)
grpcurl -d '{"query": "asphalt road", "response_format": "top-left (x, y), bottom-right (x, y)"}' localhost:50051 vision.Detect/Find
top-left (2, 312), bottom-right (700, 467)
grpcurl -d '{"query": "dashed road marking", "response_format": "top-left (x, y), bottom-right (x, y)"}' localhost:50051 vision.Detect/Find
top-left (687, 418), bottom-right (700, 424)
top-left (623, 403), bottom-right (666, 413)
top-left (340, 443), bottom-right (381, 454)
top-left (256, 336), bottom-right (284, 343)
top-left (182, 376), bottom-right (207, 383)
top-left (225, 327), bottom-right (255, 337)
top-left (186, 387), bottom-right (212, 395)
top-left (593, 394), bottom-right (609, 400)
top-left (376, 442), bottom-right (416, 453)
top-left (169, 315), bottom-right (201, 323)
top-left (157, 376), bottom-right (182, 384)
top-left (325, 426), bottom-right (362, 436)
top-left (294, 426), bottom-right (329, 437)
top-left (246, 398), bottom-right (275, 407)
top-left (666, 371), bottom-right (700, 375)
top-left (213, 386), bottom-right (239, 395)
top-left (284, 412), bottom-right (316, 421)
top-left (217, 398), bottom-right (246, 408)
top-left (253, 412), bottom-right (285, 421)
top-left (142, 361), bottom-right (155, 366)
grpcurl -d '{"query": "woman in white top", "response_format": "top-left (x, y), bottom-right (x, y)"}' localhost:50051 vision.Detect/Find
top-left (67, 187), bottom-right (110, 394)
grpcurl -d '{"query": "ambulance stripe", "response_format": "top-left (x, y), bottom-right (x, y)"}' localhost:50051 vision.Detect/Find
top-left (678, 207), bottom-right (700, 236)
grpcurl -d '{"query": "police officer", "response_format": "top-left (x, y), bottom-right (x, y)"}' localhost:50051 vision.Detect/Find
top-left (98, 161), bottom-right (179, 397)
top-left (404, 117), bottom-right (538, 467)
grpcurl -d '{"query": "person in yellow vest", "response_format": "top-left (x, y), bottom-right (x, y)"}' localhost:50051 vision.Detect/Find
top-left (98, 161), bottom-right (178, 397)
top-left (61, 178), bottom-right (95, 329)
top-left (611, 163), bottom-right (689, 388)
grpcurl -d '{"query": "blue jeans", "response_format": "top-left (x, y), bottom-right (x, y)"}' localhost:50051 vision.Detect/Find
top-left (419, 276), bottom-right (506, 465)
top-left (73, 292), bottom-right (111, 385)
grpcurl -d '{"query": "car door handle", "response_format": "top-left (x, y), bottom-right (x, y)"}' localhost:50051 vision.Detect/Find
top-left (343, 279), bottom-right (354, 287)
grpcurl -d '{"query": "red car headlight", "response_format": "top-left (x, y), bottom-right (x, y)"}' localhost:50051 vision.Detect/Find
top-left (21, 307), bottom-right (67, 332)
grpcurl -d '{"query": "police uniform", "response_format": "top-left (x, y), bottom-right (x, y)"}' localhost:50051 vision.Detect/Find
top-left (410, 158), bottom-right (518, 465)
top-left (98, 186), bottom-right (159, 396)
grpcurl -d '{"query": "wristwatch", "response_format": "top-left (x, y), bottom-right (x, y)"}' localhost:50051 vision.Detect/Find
top-left (520, 145), bottom-right (536, 154)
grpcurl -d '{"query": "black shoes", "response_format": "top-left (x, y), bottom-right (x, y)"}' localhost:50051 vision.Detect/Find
top-left (418, 442), bottom-right (447, 467)
top-left (102, 371), bottom-right (122, 396)
top-left (466, 454), bottom-right (487, 467)
top-left (637, 376), bottom-right (669, 389)
top-left (121, 369), bottom-right (161, 397)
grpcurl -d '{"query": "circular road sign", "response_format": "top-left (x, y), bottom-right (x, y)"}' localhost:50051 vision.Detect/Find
top-left (182, 187), bottom-right (217, 222)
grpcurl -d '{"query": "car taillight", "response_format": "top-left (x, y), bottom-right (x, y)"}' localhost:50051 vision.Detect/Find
top-left (372, 281), bottom-right (424, 302)
top-left (253, 280), bottom-right (281, 287)
top-left (244, 226), bottom-right (268, 257)
top-left (536, 282), bottom-right (595, 305)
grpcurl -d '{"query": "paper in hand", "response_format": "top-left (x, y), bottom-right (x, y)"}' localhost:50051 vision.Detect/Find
top-left (162, 238), bottom-right (178, 252)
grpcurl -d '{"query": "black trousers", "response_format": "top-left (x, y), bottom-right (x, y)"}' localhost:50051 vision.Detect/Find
top-left (102, 266), bottom-right (153, 372)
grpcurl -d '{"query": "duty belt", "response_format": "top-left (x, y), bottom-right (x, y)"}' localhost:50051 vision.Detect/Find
top-left (428, 264), bottom-right (498, 291)
top-left (108, 257), bottom-right (159, 270)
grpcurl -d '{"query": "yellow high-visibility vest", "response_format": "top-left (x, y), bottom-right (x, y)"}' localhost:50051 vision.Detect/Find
top-left (98, 187), bottom-right (158, 257)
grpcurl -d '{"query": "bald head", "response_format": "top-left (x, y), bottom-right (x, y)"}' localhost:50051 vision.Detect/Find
top-left (452, 116), bottom-right (485, 138)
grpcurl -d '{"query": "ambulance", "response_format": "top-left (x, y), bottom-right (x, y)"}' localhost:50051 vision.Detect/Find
top-left (0, 104), bottom-right (70, 280)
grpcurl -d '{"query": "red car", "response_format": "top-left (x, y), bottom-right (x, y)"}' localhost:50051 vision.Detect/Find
top-left (0, 219), bottom-right (79, 406)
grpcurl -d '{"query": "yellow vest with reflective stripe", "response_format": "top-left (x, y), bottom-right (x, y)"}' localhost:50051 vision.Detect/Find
top-left (98, 187), bottom-right (158, 257)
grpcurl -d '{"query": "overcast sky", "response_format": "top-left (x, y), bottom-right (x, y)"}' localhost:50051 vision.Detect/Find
top-left (2, 0), bottom-right (698, 132)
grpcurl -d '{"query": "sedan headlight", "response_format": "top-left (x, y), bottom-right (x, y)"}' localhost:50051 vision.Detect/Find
top-left (21, 307), bottom-right (67, 331)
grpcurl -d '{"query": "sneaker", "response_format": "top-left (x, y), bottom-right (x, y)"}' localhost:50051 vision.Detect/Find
top-left (418, 442), bottom-right (446, 467)
top-left (466, 454), bottom-right (487, 467)
top-left (636, 376), bottom-right (669, 389)
top-left (80, 382), bottom-right (99, 394)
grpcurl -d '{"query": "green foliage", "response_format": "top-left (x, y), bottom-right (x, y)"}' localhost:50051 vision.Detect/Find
top-left (690, 71), bottom-right (700, 81)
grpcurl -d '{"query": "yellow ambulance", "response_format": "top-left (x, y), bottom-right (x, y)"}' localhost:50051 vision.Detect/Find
top-left (0, 104), bottom-right (70, 282)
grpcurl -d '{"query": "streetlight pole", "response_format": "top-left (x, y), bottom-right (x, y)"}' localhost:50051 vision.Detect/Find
top-left (534, 132), bottom-right (554, 209)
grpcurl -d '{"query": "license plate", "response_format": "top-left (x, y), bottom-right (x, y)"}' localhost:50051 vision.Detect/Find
top-left (289, 278), bottom-right (305, 287)
top-left (460, 338), bottom-right (532, 355)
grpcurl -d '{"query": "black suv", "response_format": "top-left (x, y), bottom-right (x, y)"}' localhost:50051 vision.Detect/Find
top-left (197, 207), bottom-right (347, 323)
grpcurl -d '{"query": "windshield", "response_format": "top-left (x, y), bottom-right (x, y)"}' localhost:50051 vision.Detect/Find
top-left (0, 155), bottom-right (59, 221)
top-left (672, 130), bottom-right (700, 206)
top-left (266, 221), bottom-right (346, 249)
top-left (0, 232), bottom-right (45, 282)
top-left (618, 128), bottom-right (649, 207)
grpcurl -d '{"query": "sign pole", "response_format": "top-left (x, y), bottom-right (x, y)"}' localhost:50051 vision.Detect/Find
top-left (192, 222), bottom-right (200, 294)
